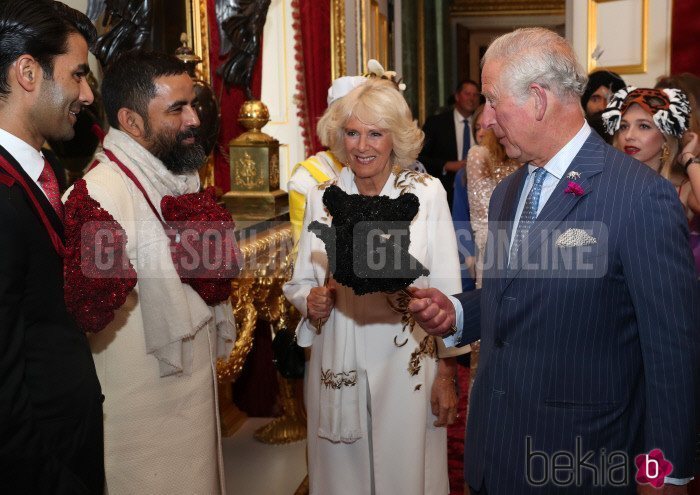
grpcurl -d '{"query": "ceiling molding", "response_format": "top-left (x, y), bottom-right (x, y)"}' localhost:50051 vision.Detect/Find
top-left (450, 0), bottom-right (565, 17)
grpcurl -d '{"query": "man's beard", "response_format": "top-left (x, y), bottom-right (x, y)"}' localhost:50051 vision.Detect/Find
top-left (147, 127), bottom-right (207, 175)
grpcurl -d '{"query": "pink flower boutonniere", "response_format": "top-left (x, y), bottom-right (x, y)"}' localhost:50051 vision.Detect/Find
top-left (564, 181), bottom-right (584, 196)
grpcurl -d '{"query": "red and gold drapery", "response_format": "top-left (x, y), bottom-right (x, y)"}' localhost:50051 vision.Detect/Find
top-left (292, 0), bottom-right (332, 156)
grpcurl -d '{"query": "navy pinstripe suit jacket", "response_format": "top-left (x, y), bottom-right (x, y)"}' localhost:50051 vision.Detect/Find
top-left (456, 131), bottom-right (699, 494)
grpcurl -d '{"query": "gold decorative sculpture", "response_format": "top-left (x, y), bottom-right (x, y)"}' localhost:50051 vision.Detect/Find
top-left (254, 289), bottom-right (307, 445)
top-left (216, 224), bottom-right (295, 435)
top-left (222, 100), bottom-right (288, 219)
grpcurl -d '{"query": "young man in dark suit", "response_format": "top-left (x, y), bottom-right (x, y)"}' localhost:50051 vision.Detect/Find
top-left (419, 78), bottom-right (481, 208)
top-left (0, 2), bottom-right (104, 493)
top-left (410, 28), bottom-right (698, 495)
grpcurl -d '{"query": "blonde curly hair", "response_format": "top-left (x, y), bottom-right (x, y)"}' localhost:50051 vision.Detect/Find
top-left (316, 77), bottom-right (423, 167)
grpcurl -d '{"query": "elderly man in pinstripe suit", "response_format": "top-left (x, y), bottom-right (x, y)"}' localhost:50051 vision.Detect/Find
top-left (410, 28), bottom-right (698, 495)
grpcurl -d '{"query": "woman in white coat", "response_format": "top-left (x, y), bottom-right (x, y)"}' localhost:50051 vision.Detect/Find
top-left (283, 76), bottom-right (463, 495)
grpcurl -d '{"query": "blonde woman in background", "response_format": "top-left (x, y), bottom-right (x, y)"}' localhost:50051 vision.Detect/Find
top-left (604, 86), bottom-right (699, 277)
top-left (465, 104), bottom-right (521, 288)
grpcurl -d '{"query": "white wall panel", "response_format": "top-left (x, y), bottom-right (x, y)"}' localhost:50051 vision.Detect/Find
top-left (567, 0), bottom-right (671, 88)
top-left (261, 0), bottom-right (305, 191)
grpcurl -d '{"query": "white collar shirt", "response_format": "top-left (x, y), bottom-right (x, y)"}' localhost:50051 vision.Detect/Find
top-left (0, 127), bottom-right (48, 197)
top-left (509, 122), bottom-right (592, 251)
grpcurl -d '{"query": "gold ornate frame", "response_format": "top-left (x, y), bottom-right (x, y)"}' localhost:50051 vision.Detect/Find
top-left (189, 0), bottom-right (211, 84)
top-left (587, 0), bottom-right (648, 74)
top-left (331, 0), bottom-right (347, 79)
top-left (417, 0), bottom-right (426, 124)
top-left (450, 0), bottom-right (564, 16)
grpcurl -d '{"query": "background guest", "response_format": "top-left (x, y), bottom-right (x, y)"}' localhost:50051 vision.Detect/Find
top-left (603, 86), bottom-right (699, 235)
top-left (581, 70), bottom-right (626, 118)
top-left (419, 78), bottom-right (481, 209)
top-left (465, 104), bottom-right (521, 288)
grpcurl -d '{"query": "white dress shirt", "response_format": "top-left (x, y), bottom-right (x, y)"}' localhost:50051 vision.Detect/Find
top-left (0, 127), bottom-right (49, 199)
top-left (509, 122), bottom-right (592, 251)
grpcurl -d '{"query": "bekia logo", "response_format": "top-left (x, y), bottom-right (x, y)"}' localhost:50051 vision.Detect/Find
top-left (635, 449), bottom-right (673, 488)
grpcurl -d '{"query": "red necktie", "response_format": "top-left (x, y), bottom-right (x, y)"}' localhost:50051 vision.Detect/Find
top-left (38, 159), bottom-right (64, 222)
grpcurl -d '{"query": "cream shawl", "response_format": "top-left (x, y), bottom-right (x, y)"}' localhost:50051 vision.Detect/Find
top-left (96, 128), bottom-right (235, 377)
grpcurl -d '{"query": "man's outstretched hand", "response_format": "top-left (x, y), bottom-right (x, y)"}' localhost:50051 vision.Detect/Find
top-left (407, 287), bottom-right (456, 337)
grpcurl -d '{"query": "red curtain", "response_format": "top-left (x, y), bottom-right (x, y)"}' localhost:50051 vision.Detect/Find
top-left (206, 0), bottom-right (264, 193)
top-left (670, 0), bottom-right (700, 75)
top-left (293, 0), bottom-right (332, 156)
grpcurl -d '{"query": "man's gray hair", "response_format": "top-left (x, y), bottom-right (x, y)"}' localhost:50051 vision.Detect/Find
top-left (482, 28), bottom-right (587, 102)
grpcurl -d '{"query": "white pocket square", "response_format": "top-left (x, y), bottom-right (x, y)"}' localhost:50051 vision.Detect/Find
top-left (555, 228), bottom-right (597, 247)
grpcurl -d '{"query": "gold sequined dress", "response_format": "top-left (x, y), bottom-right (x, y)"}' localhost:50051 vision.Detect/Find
top-left (465, 145), bottom-right (520, 288)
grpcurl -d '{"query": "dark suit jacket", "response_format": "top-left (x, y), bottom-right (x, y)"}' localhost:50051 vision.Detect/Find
top-left (0, 144), bottom-right (104, 494)
top-left (456, 132), bottom-right (699, 494)
top-left (419, 110), bottom-right (458, 207)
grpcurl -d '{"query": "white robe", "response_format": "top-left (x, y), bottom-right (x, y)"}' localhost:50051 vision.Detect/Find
top-left (64, 131), bottom-right (226, 494)
top-left (284, 167), bottom-right (462, 495)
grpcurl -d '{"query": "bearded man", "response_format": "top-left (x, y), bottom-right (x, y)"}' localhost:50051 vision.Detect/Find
top-left (62, 51), bottom-right (237, 494)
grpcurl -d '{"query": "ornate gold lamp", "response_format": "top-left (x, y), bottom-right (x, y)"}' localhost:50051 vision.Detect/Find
top-left (222, 101), bottom-right (288, 219)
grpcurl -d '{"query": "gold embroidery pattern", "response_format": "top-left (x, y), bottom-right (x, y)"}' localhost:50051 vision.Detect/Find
top-left (408, 336), bottom-right (437, 376)
top-left (321, 368), bottom-right (358, 389)
top-left (393, 167), bottom-right (430, 195)
top-left (388, 290), bottom-right (436, 376)
top-left (316, 179), bottom-right (338, 191)
top-left (388, 289), bottom-right (416, 336)
top-left (233, 151), bottom-right (265, 189)
top-left (269, 153), bottom-right (280, 189)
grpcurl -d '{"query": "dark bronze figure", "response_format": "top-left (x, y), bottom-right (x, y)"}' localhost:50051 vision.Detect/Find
top-left (86, 0), bottom-right (106, 22)
top-left (175, 36), bottom-right (221, 157)
top-left (94, 0), bottom-right (153, 67)
top-left (217, 0), bottom-right (271, 99)
top-left (215, 0), bottom-right (239, 56)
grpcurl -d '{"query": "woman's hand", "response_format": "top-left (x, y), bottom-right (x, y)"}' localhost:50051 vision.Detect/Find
top-left (307, 284), bottom-right (335, 322)
top-left (431, 358), bottom-right (458, 427)
top-left (679, 131), bottom-right (699, 165)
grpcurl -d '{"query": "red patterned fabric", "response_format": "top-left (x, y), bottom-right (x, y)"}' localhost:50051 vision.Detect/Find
top-left (671, 0), bottom-right (700, 75)
top-left (292, 0), bottom-right (331, 156)
top-left (63, 179), bottom-right (137, 333)
top-left (160, 186), bottom-right (241, 305)
top-left (206, 0), bottom-right (264, 193)
top-left (38, 159), bottom-right (64, 222)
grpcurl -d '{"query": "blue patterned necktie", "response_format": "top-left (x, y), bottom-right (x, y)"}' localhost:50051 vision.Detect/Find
top-left (461, 119), bottom-right (471, 160)
top-left (509, 167), bottom-right (548, 266)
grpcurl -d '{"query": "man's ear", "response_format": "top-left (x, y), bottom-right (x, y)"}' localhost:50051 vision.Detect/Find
top-left (15, 55), bottom-right (40, 92)
top-left (530, 83), bottom-right (548, 121)
top-left (117, 108), bottom-right (146, 139)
